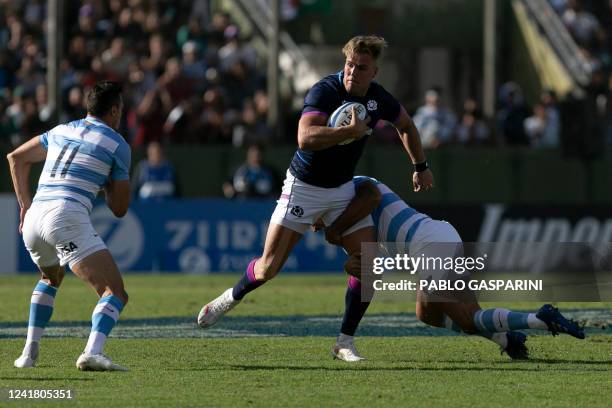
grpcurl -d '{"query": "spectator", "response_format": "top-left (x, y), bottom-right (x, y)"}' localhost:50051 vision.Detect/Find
top-left (524, 103), bottom-right (560, 148)
top-left (232, 98), bottom-right (272, 147)
top-left (561, 0), bottom-right (601, 48)
top-left (101, 37), bottom-right (135, 80)
top-left (181, 41), bottom-right (207, 92)
top-left (218, 26), bottom-right (258, 72)
top-left (413, 88), bottom-right (457, 149)
top-left (539, 89), bottom-right (561, 136)
top-left (132, 88), bottom-right (166, 148)
top-left (455, 98), bottom-right (491, 146)
top-left (176, 17), bottom-right (207, 55)
top-left (223, 144), bottom-right (280, 199)
top-left (157, 57), bottom-right (193, 110)
top-left (15, 56), bottom-right (45, 96)
top-left (35, 83), bottom-right (52, 124)
top-left (61, 86), bottom-right (87, 123)
top-left (141, 33), bottom-right (170, 77)
top-left (67, 35), bottom-right (93, 72)
top-left (133, 141), bottom-right (179, 201)
top-left (496, 82), bottom-right (530, 145)
top-left (200, 87), bottom-right (232, 143)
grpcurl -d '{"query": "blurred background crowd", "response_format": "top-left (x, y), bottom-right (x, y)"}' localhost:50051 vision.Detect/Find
top-left (0, 0), bottom-right (610, 202)
top-left (0, 0), bottom-right (609, 154)
top-left (0, 0), bottom-right (275, 149)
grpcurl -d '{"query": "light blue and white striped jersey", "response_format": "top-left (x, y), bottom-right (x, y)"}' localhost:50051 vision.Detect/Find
top-left (33, 116), bottom-right (131, 212)
top-left (353, 176), bottom-right (430, 248)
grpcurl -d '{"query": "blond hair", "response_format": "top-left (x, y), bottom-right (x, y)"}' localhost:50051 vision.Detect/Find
top-left (342, 36), bottom-right (388, 60)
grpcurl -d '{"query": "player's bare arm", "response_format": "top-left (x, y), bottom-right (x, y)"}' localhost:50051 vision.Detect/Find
top-left (394, 107), bottom-right (435, 192)
top-left (104, 179), bottom-right (131, 217)
top-left (325, 181), bottom-right (381, 246)
top-left (6, 136), bottom-right (47, 233)
top-left (298, 106), bottom-right (371, 151)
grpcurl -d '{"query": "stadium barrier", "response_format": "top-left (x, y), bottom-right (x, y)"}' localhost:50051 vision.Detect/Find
top-left (1, 147), bottom-right (611, 204)
top-left (3, 195), bottom-right (609, 274)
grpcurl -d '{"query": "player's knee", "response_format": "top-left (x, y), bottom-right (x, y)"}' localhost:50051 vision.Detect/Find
top-left (55, 268), bottom-right (66, 286)
top-left (42, 266), bottom-right (65, 288)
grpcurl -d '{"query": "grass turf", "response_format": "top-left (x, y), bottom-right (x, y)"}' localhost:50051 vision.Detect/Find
top-left (1, 274), bottom-right (611, 407)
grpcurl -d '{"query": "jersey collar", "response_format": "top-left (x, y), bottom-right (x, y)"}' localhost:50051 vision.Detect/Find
top-left (84, 115), bottom-right (112, 129)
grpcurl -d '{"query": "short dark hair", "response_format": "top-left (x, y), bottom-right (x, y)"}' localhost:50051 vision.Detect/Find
top-left (86, 81), bottom-right (122, 117)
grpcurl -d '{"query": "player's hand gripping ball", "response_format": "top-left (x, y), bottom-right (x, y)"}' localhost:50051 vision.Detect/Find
top-left (328, 102), bottom-right (372, 145)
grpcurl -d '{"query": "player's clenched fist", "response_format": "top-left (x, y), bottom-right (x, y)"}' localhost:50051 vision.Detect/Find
top-left (413, 168), bottom-right (434, 192)
top-left (347, 106), bottom-right (371, 140)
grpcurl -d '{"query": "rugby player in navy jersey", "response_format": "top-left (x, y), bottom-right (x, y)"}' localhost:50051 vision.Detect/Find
top-left (198, 36), bottom-right (434, 329)
top-left (315, 176), bottom-right (585, 361)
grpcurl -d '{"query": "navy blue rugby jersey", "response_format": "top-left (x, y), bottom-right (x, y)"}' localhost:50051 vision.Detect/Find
top-left (289, 71), bottom-right (402, 188)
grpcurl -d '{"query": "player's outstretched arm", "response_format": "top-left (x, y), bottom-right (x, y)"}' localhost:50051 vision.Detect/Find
top-left (325, 180), bottom-right (381, 245)
top-left (297, 107), bottom-right (370, 151)
top-left (6, 136), bottom-right (47, 233)
top-left (394, 107), bottom-right (435, 192)
top-left (104, 179), bottom-right (131, 217)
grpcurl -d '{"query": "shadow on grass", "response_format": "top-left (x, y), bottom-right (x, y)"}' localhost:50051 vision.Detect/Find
top-left (527, 358), bottom-right (612, 365)
top-left (167, 363), bottom-right (610, 373)
top-left (1, 311), bottom-right (610, 339)
top-left (0, 376), bottom-right (94, 381)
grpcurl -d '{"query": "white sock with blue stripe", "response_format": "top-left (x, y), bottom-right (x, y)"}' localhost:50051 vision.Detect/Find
top-left (23, 281), bottom-right (58, 357)
top-left (84, 295), bottom-right (124, 355)
top-left (473, 308), bottom-right (547, 333)
top-left (443, 314), bottom-right (508, 348)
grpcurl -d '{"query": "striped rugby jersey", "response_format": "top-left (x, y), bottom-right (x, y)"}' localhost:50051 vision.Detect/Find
top-left (353, 176), bottom-right (430, 250)
top-left (33, 115), bottom-right (131, 212)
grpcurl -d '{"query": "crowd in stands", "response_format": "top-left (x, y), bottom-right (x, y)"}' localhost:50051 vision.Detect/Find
top-left (0, 0), bottom-right (608, 152)
top-left (407, 84), bottom-right (562, 149)
top-left (0, 0), bottom-right (274, 149)
top-left (550, 0), bottom-right (610, 83)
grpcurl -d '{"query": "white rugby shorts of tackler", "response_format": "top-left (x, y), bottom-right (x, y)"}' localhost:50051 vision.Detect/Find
top-left (406, 219), bottom-right (464, 282)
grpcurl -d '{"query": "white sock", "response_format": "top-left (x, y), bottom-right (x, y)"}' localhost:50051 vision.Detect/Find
top-left (84, 332), bottom-right (108, 355)
top-left (83, 295), bottom-right (124, 355)
top-left (527, 313), bottom-right (547, 329)
top-left (22, 342), bottom-right (39, 360)
top-left (338, 333), bottom-right (354, 344)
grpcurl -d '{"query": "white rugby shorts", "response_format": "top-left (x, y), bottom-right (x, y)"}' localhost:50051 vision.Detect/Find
top-left (22, 200), bottom-right (107, 268)
top-left (408, 218), bottom-right (464, 282)
top-left (270, 170), bottom-right (373, 235)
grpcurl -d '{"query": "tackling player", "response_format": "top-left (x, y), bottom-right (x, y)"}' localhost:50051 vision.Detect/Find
top-left (8, 81), bottom-right (132, 371)
top-left (198, 36), bottom-right (434, 328)
top-left (318, 176), bottom-right (585, 361)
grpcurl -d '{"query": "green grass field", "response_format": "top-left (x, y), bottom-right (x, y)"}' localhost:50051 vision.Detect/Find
top-left (1, 274), bottom-right (611, 407)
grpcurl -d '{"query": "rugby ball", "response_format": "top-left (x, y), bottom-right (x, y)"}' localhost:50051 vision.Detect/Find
top-left (328, 102), bottom-right (371, 145)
